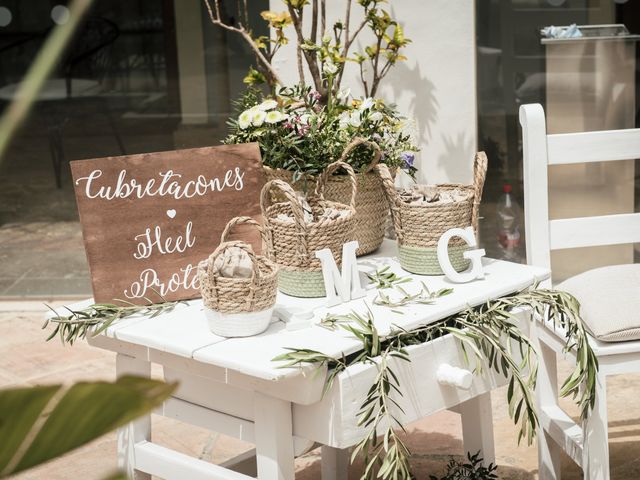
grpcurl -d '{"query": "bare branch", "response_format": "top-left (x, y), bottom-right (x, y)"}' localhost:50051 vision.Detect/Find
top-left (296, 42), bottom-right (305, 85)
top-left (321, 0), bottom-right (326, 38)
top-left (335, 0), bottom-right (368, 92)
top-left (311, 0), bottom-right (318, 45)
top-left (203, 0), bottom-right (284, 87)
top-left (359, 61), bottom-right (369, 97)
top-left (343, 0), bottom-right (352, 47)
top-left (287, 4), bottom-right (325, 95)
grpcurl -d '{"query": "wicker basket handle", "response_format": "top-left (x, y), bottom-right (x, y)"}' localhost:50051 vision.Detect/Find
top-left (260, 179), bottom-right (307, 228)
top-left (471, 152), bottom-right (488, 234)
top-left (314, 160), bottom-right (357, 210)
top-left (220, 216), bottom-right (266, 244)
top-left (340, 136), bottom-right (382, 173)
top-left (260, 179), bottom-right (309, 258)
top-left (374, 163), bottom-right (403, 241)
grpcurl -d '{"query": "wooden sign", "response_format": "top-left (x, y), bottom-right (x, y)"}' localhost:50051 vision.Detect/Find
top-left (71, 143), bottom-right (265, 304)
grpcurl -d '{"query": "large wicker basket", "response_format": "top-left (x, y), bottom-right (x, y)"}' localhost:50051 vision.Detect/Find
top-left (377, 152), bottom-right (488, 275)
top-left (261, 160), bottom-right (357, 298)
top-left (198, 217), bottom-right (278, 337)
top-left (263, 137), bottom-right (388, 256)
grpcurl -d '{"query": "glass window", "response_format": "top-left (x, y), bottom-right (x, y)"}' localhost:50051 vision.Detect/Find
top-left (476, 0), bottom-right (640, 282)
top-left (0, 0), bottom-right (266, 297)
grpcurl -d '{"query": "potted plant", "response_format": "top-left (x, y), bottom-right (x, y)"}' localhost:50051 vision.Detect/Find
top-left (206, 0), bottom-right (418, 255)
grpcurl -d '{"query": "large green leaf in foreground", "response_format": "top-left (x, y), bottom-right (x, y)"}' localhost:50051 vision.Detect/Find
top-left (0, 375), bottom-right (176, 477)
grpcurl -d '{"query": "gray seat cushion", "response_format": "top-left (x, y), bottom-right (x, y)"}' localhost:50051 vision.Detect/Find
top-left (557, 264), bottom-right (640, 342)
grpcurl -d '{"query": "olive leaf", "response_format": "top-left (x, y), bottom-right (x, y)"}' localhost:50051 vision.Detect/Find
top-left (272, 286), bottom-right (598, 480)
top-left (43, 290), bottom-right (185, 345)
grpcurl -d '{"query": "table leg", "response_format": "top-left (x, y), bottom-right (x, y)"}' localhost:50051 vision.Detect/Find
top-left (116, 353), bottom-right (152, 480)
top-left (254, 392), bottom-right (295, 480)
top-left (458, 392), bottom-right (495, 467)
top-left (583, 371), bottom-right (610, 480)
top-left (321, 446), bottom-right (349, 480)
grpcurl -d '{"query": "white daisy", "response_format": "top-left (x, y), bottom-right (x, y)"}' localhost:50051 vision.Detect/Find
top-left (360, 97), bottom-right (375, 110)
top-left (369, 111), bottom-right (383, 122)
top-left (252, 110), bottom-right (267, 126)
top-left (265, 110), bottom-right (285, 124)
top-left (323, 60), bottom-right (338, 76)
top-left (349, 111), bottom-right (362, 128)
top-left (257, 99), bottom-right (278, 111)
top-left (338, 111), bottom-right (350, 130)
top-left (238, 110), bottom-right (252, 129)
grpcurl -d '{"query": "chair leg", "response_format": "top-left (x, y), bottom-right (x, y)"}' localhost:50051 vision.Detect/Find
top-left (582, 372), bottom-right (609, 480)
top-left (321, 446), bottom-right (349, 480)
top-left (535, 325), bottom-right (563, 480)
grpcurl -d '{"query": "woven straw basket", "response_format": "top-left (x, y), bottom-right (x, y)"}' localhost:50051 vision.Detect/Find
top-left (376, 152), bottom-right (488, 275)
top-left (263, 137), bottom-right (388, 256)
top-left (198, 217), bottom-right (279, 337)
top-left (261, 160), bottom-right (357, 298)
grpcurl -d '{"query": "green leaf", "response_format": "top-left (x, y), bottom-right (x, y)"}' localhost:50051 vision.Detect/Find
top-left (0, 376), bottom-right (176, 477)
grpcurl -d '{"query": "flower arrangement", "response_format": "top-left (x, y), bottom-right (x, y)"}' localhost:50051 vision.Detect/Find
top-left (206, 0), bottom-right (417, 179)
top-left (224, 85), bottom-right (418, 180)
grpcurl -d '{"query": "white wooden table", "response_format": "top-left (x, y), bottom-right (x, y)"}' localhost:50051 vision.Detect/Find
top-left (69, 240), bottom-right (549, 480)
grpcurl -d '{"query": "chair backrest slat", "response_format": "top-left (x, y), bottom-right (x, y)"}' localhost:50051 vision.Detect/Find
top-left (550, 213), bottom-right (640, 250)
top-left (548, 129), bottom-right (640, 165)
top-left (519, 103), bottom-right (640, 277)
top-left (520, 104), bottom-right (552, 270)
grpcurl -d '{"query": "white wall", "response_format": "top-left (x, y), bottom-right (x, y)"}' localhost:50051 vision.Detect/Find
top-left (270, 0), bottom-right (477, 185)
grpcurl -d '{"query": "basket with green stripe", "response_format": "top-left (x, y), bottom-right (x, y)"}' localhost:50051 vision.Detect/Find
top-left (376, 152), bottom-right (487, 275)
top-left (261, 160), bottom-right (357, 298)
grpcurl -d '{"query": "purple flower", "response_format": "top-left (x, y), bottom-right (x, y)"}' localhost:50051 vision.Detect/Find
top-left (310, 90), bottom-right (322, 101)
top-left (401, 151), bottom-right (415, 168)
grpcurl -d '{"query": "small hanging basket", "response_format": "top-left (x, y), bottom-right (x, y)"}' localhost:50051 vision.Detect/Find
top-left (261, 160), bottom-right (357, 298)
top-left (377, 152), bottom-right (488, 275)
top-left (263, 137), bottom-right (390, 256)
top-left (198, 217), bottom-right (279, 337)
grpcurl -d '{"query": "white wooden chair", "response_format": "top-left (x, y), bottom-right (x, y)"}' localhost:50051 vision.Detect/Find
top-left (520, 103), bottom-right (640, 480)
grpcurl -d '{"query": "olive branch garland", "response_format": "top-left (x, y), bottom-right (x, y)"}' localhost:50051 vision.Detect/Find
top-left (43, 290), bottom-right (185, 345)
top-left (272, 287), bottom-right (598, 480)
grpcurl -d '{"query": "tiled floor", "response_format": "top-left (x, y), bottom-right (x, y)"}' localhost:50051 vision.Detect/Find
top-left (3, 308), bottom-right (640, 479)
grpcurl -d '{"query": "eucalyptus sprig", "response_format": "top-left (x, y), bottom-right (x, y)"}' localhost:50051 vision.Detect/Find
top-left (374, 282), bottom-right (453, 310)
top-left (43, 292), bottom-right (184, 345)
top-left (366, 266), bottom-right (411, 290)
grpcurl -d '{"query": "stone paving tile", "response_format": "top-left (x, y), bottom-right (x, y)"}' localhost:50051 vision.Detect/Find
top-left (0, 312), bottom-right (110, 381)
top-left (3, 308), bottom-right (640, 479)
top-left (0, 278), bottom-right (19, 295)
top-left (4, 277), bottom-right (92, 298)
top-left (0, 221), bottom-right (92, 298)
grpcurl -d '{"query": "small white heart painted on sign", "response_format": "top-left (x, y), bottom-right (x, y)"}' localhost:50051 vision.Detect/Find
top-left (166, 209), bottom-right (176, 219)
